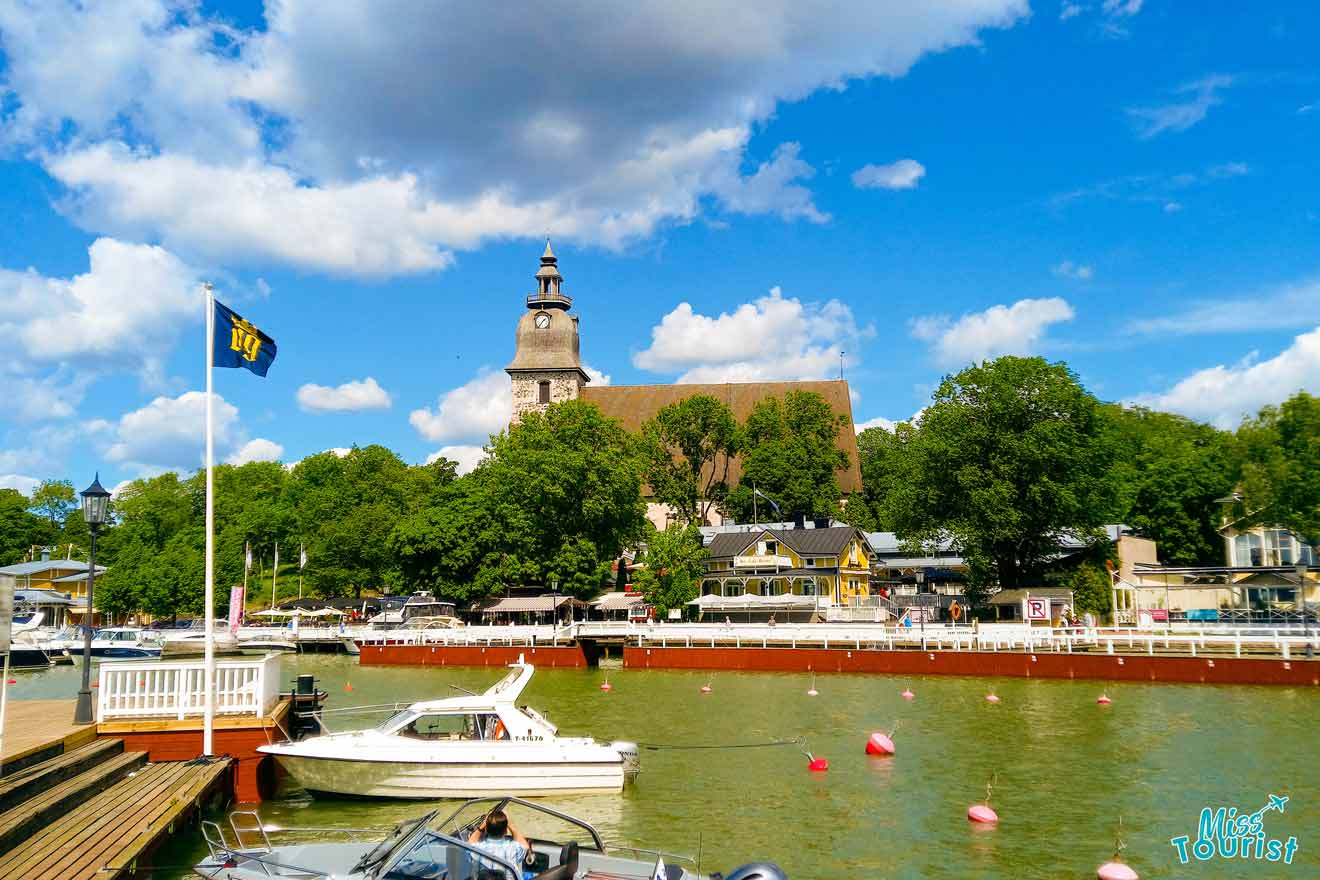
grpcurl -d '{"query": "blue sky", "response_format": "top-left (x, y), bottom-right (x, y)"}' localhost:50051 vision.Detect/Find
top-left (1, 1), bottom-right (1318, 493)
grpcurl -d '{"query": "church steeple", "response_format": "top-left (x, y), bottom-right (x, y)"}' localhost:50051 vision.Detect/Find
top-left (507, 242), bottom-right (589, 425)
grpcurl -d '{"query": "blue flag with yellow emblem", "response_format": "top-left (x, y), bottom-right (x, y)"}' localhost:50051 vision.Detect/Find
top-left (213, 299), bottom-right (277, 377)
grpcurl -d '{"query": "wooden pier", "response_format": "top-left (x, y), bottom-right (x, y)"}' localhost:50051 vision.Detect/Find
top-left (0, 700), bottom-right (232, 879)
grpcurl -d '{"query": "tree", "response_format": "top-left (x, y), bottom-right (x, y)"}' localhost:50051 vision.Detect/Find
top-left (641, 394), bottom-right (739, 526)
top-left (1104, 405), bottom-right (1237, 565)
top-left (0, 488), bottom-right (56, 564)
top-left (1235, 391), bottom-right (1320, 547)
top-left (883, 357), bottom-right (1117, 598)
top-left (845, 424), bottom-right (911, 532)
top-left (29, 479), bottom-right (76, 529)
top-left (633, 524), bottom-right (707, 615)
top-left (724, 391), bottom-right (849, 522)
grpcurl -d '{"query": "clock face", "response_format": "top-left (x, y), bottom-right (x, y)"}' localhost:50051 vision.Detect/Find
top-left (534, 312), bottom-right (551, 329)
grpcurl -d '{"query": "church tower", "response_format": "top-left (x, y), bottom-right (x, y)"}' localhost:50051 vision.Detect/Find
top-left (506, 241), bottom-right (590, 425)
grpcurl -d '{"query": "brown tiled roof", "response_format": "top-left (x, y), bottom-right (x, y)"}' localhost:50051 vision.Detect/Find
top-left (707, 532), bottom-right (761, 559)
top-left (580, 380), bottom-right (862, 494)
top-left (705, 526), bottom-right (867, 560)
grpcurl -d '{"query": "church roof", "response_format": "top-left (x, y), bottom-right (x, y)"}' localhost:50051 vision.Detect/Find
top-left (580, 379), bottom-right (862, 494)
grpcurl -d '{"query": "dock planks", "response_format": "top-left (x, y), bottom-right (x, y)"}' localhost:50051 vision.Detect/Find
top-left (0, 700), bottom-right (95, 775)
top-left (0, 757), bottom-right (231, 880)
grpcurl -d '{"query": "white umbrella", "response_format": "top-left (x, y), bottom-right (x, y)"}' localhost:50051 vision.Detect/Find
top-left (252, 608), bottom-right (292, 617)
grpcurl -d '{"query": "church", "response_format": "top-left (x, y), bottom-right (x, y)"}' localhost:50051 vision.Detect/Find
top-left (505, 243), bottom-right (862, 527)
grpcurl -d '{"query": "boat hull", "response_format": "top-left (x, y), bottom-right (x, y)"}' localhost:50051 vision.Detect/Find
top-left (266, 752), bottom-right (626, 799)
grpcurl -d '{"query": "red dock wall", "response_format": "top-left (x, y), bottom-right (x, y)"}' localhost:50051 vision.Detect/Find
top-left (624, 646), bottom-right (1320, 686)
top-left (99, 725), bottom-right (276, 802)
top-left (358, 644), bottom-right (589, 668)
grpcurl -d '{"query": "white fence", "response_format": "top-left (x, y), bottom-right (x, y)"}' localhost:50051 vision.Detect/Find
top-left (96, 652), bottom-right (282, 722)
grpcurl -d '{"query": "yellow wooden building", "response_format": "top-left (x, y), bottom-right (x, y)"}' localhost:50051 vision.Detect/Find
top-left (699, 525), bottom-right (874, 610)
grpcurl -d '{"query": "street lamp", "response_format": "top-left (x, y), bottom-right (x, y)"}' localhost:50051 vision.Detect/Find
top-left (73, 473), bottom-right (110, 725)
top-left (1297, 560), bottom-right (1312, 659)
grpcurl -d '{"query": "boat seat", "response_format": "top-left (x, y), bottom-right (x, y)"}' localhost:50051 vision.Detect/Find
top-left (531, 842), bottom-right (578, 880)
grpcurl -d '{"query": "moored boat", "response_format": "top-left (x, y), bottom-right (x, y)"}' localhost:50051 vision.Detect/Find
top-left (195, 795), bottom-right (787, 879)
top-left (257, 655), bottom-right (639, 799)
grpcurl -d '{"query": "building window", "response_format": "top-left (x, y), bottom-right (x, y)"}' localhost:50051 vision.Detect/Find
top-left (538, 381), bottom-right (551, 404)
top-left (805, 558), bottom-right (815, 567)
top-left (765, 541), bottom-right (777, 555)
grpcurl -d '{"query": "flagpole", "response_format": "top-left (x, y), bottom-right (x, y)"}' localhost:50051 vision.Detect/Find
top-left (203, 282), bottom-right (216, 757)
top-left (272, 542), bottom-right (279, 610)
top-left (299, 543), bottom-right (304, 600)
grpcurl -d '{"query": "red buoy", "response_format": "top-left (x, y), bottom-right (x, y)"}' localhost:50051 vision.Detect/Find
top-left (700, 683), bottom-right (712, 694)
top-left (865, 732), bottom-right (895, 756)
top-left (901, 688), bottom-right (915, 700)
top-left (967, 804), bottom-right (998, 823)
top-left (344, 681), bottom-right (353, 693)
top-left (600, 681), bottom-right (612, 692)
top-left (807, 756), bottom-right (829, 772)
top-left (1097, 694), bottom-right (1112, 705)
top-left (985, 693), bottom-right (1000, 703)
top-left (1097, 860), bottom-right (1139, 880)
top-left (5, 678), bottom-right (15, 685)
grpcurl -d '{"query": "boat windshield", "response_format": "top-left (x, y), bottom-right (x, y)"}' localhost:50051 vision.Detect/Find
top-left (350, 811), bottom-right (437, 875)
top-left (376, 709), bottom-right (418, 733)
top-left (380, 830), bottom-right (519, 880)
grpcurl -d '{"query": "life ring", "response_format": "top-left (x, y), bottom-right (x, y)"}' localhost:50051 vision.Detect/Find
top-left (950, 601), bottom-right (962, 621)
top-left (493, 719), bottom-right (506, 740)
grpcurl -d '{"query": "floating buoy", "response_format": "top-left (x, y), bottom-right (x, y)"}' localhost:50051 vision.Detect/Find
top-left (865, 732), bottom-right (895, 756)
top-left (807, 673), bottom-right (818, 697)
top-left (1097, 860), bottom-right (1138, 880)
top-left (985, 693), bottom-right (1000, 703)
top-left (901, 688), bottom-right (915, 700)
top-left (91, 682), bottom-right (98, 688)
top-left (600, 680), bottom-right (613, 692)
top-left (344, 681), bottom-right (354, 693)
top-left (700, 683), bottom-right (712, 694)
top-left (967, 804), bottom-right (998, 824)
top-left (5, 678), bottom-right (15, 685)
top-left (807, 755), bottom-right (829, 772)
top-left (1097, 693), bottom-right (1112, 705)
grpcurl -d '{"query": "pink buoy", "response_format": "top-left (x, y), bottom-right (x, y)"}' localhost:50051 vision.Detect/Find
top-left (901, 688), bottom-right (915, 700)
top-left (1097, 694), bottom-right (1112, 705)
top-left (1097, 860), bottom-right (1139, 880)
top-left (865, 732), bottom-right (895, 756)
top-left (967, 804), bottom-right (998, 824)
top-left (700, 683), bottom-right (712, 694)
top-left (985, 693), bottom-right (1000, 703)
top-left (807, 756), bottom-right (829, 772)
top-left (806, 687), bottom-right (818, 697)
top-left (599, 681), bottom-right (612, 692)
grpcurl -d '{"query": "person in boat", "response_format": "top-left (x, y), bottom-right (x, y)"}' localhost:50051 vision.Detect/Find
top-left (468, 809), bottom-right (530, 874)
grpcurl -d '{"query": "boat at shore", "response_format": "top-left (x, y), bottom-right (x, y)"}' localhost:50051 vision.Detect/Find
top-left (197, 795), bottom-right (786, 879)
top-left (39, 626), bottom-right (163, 658)
top-left (258, 656), bottom-right (639, 799)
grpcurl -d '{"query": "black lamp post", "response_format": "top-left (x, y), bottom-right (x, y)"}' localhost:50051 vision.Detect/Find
top-left (73, 473), bottom-right (110, 725)
top-left (1298, 560), bottom-right (1312, 660)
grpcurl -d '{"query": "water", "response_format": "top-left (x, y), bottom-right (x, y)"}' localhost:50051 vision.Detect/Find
top-left (9, 656), bottom-right (1318, 878)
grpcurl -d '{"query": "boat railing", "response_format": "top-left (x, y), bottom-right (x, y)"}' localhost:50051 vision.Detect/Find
top-left (96, 652), bottom-right (282, 722)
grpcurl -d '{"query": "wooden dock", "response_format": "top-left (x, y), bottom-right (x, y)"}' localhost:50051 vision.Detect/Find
top-left (0, 700), bottom-right (95, 774)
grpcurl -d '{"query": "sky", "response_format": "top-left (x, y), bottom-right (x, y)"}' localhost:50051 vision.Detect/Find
top-left (1, 1), bottom-right (1319, 495)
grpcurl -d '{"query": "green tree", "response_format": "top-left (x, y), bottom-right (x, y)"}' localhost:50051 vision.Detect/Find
top-left (1104, 405), bottom-right (1237, 564)
top-left (632, 523), bottom-right (707, 615)
top-left (883, 357), bottom-right (1117, 599)
top-left (0, 488), bottom-right (56, 565)
top-left (29, 479), bottom-right (76, 529)
top-left (1235, 391), bottom-right (1320, 547)
top-left (725, 391), bottom-right (849, 522)
top-left (641, 394), bottom-right (739, 526)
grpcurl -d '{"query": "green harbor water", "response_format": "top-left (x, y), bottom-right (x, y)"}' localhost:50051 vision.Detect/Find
top-left (10, 655), bottom-right (1319, 879)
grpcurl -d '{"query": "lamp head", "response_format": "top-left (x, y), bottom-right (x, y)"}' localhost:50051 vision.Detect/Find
top-left (80, 473), bottom-right (111, 527)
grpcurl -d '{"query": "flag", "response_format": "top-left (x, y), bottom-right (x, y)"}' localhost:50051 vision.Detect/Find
top-left (227, 585), bottom-right (245, 637)
top-left (245, 543), bottom-right (252, 571)
top-left (300, 545), bottom-right (307, 569)
top-left (754, 487), bottom-right (781, 516)
top-left (213, 299), bottom-right (277, 376)
top-left (652, 856), bottom-right (666, 880)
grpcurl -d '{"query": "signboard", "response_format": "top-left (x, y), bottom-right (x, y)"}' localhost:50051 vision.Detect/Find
top-left (227, 585), bottom-right (246, 637)
top-left (911, 593), bottom-right (940, 607)
top-left (1149, 609), bottom-right (1169, 623)
top-left (1024, 597), bottom-right (1049, 621)
top-left (667, 608), bottom-right (682, 621)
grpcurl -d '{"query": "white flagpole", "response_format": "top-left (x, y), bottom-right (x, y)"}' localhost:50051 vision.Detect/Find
top-left (272, 542), bottom-right (279, 609)
top-left (203, 282), bottom-right (216, 757)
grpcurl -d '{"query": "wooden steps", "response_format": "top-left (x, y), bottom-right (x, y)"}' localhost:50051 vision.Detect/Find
top-left (0, 739), bottom-right (125, 814)
top-left (0, 757), bottom-right (230, 880)
top-left (0, 747), bottom-right (147, 856)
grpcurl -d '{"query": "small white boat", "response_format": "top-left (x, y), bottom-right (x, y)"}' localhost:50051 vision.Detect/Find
top-left (42, 626), bottom-right (163, 658)
top-left (258, 656), bottom-right (639, 799)
top-left (368, 590), bottom-right (458, 628)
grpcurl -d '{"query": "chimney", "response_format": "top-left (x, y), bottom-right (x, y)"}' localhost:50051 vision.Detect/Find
top-left (793, 511), bottom-right (806, 530)
top-left (40, 547), bottom-right (51, 562)
top-left (813, 517), bottom-right (831, 530)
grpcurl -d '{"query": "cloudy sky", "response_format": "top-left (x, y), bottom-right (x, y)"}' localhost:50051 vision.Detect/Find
top-left (2, 1), bottom-right (1318, 493)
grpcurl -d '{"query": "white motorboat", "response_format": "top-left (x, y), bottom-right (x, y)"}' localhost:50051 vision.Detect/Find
top-left (368, 590), bottom-right (458, 628)
top-left (41, 626), bottom-right (163, 658)
top-left (258, 656), bottom-right (639, 799)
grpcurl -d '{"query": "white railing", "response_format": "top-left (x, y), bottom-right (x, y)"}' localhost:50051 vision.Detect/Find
top-left (355, 624), bottom-right (561, 647)
top-left (96, 653), bottom-right (282, 722)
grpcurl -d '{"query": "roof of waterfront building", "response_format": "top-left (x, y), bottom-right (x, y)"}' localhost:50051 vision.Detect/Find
top-left (471, 595), bottom-right (588, 614)
top-left (0, 558), bottom-right (103, 576)
top-left (580, 380), bottom-right (862, 494)
top-left (986, 587), bottom-right (1075, 606)
top-left (590, 591), bottom-right (646, 610)
top-left (705, 525), bottom-right (871, 560)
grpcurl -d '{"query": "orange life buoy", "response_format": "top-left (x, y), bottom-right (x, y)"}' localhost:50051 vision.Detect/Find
top-left (493, 719), bottom-right (506, 740)
top-left (950, 601), bottom-right (962, 621)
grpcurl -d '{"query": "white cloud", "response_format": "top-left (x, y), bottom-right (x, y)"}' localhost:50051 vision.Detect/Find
top-left (852, 159), bottom-right (926, 191)
top-left (1128, 325), bottom-right (1320, 428)
top-left (855, 416), bottom-right (896, 433)
top-left (1127, 278), bottom-right (1320, 337)
top-left (1059, 3), bottom-right (1084, 21)
top-left (584, 365), bottom-right (612, 386)
top-left (911, 297), bottom-right (1076, 367)
top-left (1163, 201), bottom-right (1184, 213)
top-left (0, 474), bottom-right (41, 495)
top-left (2, 1), bottom-right (1028, 276)
top-left (427, 445), bottom-right (488, 476)
top-left (102, 390), bottom-right (263, 475)
top-left (409, 370), bottom-right (512, 444)
top-left (1052, 260), bottom-right (1094, 281)
top-left (226, 438), bottom-right (285, 466)
top-left (0, 237), bottom-right (199, 369)
top-left (1101, 0), bottom-right (1143, 16)
top-left (296, 376), bottom-right (393, 413)
top-left (1128, 74), bottom-right (1234, 139)
top-left (633, 287), bottom-right (870, 383)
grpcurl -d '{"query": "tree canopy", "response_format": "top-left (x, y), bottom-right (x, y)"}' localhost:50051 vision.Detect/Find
top-left (641, 394), bottom-right (739, 526)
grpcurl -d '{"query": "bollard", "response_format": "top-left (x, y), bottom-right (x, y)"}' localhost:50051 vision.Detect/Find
top-left (1106, 639), bottom-right (1114, 655)
top-left (1283, 641), bottom-right (1290, 660)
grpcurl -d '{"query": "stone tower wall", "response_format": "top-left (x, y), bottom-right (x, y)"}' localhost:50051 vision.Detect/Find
top-left (510, 369), bottom-right (584, 425)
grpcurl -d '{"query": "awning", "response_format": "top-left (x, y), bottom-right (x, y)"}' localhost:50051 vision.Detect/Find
top-left (590, 592), bottom-right (647, 611)
top-left (475, 596), bottom-right (588, 614)
top-left (252, 608), bottom-right (294, 617)
top-left (688, 593), bottom-right (819, 610)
